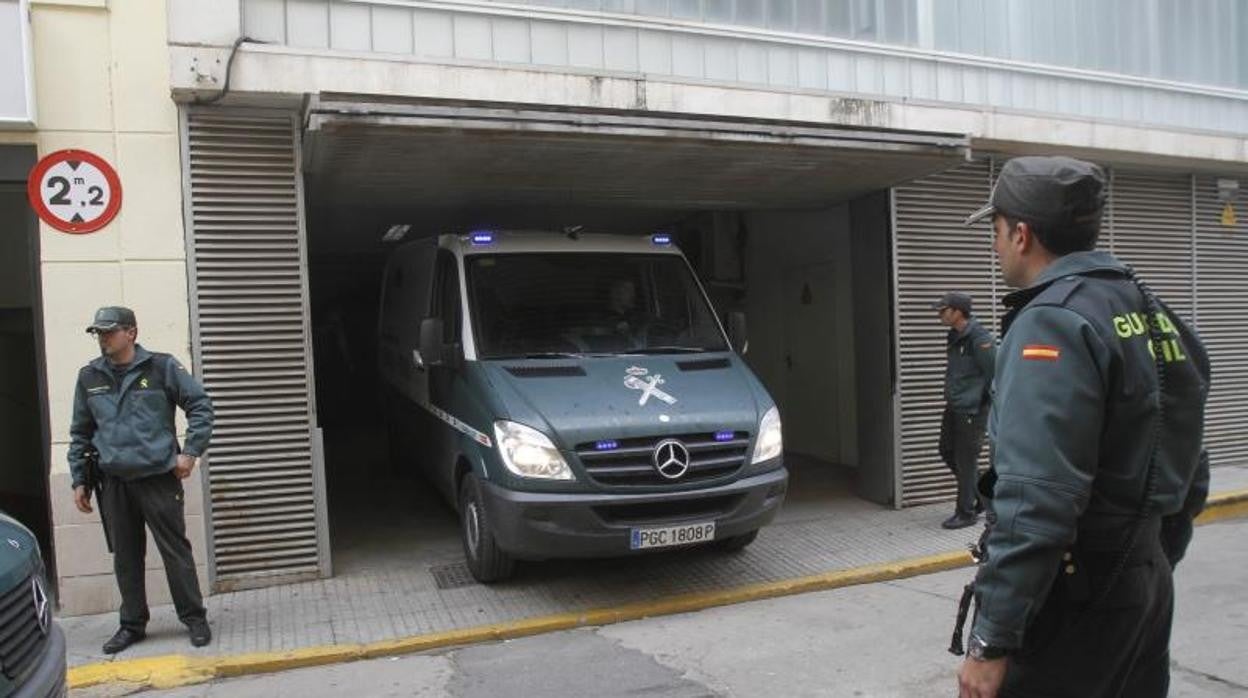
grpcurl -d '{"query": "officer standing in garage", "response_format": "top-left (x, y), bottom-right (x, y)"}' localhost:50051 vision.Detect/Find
top-left (68, 307), bottom-right (215, 654)
top-left (932, 291), bottom-right (996, 529)
top-left (954, 157), bottom-right (1211, 697)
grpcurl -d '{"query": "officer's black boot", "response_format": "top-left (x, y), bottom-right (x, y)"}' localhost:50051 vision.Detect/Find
top-left (942, 512), bottom-right (979, 530)
top-left (102, 627), bottom-right (145, 654)
top-left (188, 619), bottom-right (212, 647)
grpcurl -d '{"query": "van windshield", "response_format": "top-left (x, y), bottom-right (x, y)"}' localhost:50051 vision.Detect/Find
top-left (466, 253), bottom-right (729, 359)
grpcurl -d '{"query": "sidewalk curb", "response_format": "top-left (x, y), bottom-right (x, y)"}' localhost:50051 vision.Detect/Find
top-left (67, 488), bottom-right (1248, 693)
top-left (1195, 488), bottom-right (1248, 524)
top-left (67, 551), bottom-right (973, 691)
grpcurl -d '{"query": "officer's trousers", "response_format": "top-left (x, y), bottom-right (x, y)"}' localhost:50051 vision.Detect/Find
top-left (1000, 536), bottom-right (1173, 698)
top-left (938, 405), bottom-right (987, 517)
top-left (99, 470), bottom-right (206, 631)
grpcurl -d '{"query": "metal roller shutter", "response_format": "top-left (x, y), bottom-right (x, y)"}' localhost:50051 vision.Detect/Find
top-left (893, 161), bottom-right (1245, 508)
top-left (892, 161), bottom-right (998, 507)
top-left (1106, 171), bottom-right (1196, 323)
top-left (181, 108), bottom-right (330, 590)
top-left (1194, 176), bottom-right (1248, 469)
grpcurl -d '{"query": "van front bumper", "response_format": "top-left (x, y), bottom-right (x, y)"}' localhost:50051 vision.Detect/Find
top-left (479, 466), bottom-right (788, 560)
top-left (12, 622), bottom-right (66, 698)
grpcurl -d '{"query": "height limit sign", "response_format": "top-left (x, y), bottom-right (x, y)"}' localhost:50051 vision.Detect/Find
top-left (27, 149), bottom-right (123, 234)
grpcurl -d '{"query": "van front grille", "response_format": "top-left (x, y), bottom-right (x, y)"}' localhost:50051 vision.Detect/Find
top-left (0, 572), bottom-right (50, 681)
top-left (575, 432), bottom-right (749, 488)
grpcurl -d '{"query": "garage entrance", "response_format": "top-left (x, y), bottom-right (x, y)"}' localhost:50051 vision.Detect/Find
top-left (0, 145), bottom-right (54, 576)
top-left (299, 98), bottom-right (964, 577)
top-left (182, 101), bottom-right (965, 588)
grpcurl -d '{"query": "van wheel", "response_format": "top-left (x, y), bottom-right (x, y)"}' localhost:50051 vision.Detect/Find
top-left (458, 475), bottom-right (515, 583)
top-left (715, 529), bottom-right (758, 553)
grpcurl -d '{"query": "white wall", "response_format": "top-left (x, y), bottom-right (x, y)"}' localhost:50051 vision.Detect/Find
top-left (744, 205), bottom-right (857, 467)
top-left (2, 0), bottom-right (208, 616)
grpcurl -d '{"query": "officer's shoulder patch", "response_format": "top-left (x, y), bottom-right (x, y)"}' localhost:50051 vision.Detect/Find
top-left (1022, 344), bottom-right (1061, 361)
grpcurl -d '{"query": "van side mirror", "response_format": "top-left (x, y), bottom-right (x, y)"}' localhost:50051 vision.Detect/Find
top-left (726, 311), bottom-right (748, 354)
top-left (419, 317), bottom-right (444, 367)
top-left (419, 317), bottom-right (465, 370)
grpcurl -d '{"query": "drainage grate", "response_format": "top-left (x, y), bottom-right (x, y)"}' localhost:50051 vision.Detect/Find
top-left (430, 562), bottom-right (478, 590)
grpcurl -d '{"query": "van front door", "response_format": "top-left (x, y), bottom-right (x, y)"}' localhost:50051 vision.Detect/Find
top-left (428, 250), bottom-right (465, 497)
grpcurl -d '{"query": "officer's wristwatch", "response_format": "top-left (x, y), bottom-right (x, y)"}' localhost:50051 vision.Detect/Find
top-left (967, 634), bottom-right (1010, 661)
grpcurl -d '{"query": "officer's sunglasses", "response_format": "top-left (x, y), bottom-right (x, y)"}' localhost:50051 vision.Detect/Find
top-left (89, 326), bottom-right (133, 337)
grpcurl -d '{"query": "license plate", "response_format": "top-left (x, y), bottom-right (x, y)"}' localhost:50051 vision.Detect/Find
top-left (630, 522), bottom-right (716, 550)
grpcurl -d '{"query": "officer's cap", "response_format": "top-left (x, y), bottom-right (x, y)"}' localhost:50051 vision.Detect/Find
top-left (86, 306), bottom-right (137, 334)
top-left (930, 291), bottom-right (973, 315)
top-left (965, 156), bottom-right (1107, 228)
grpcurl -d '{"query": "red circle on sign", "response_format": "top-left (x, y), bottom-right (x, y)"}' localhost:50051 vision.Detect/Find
top-left (26, 149), bottom-right (124, 234)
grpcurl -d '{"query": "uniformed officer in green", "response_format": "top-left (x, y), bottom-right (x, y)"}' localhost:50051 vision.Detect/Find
top-left (954, 157), bottom-right (1210, 698)
top-left (69, 307), bottom-right (215, 654)
top-left (932, 291), bottom-right (996, 529)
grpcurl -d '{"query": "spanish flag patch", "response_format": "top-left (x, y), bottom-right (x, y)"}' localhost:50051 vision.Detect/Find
top-left (1022, 344), bottom-right (1061, 361)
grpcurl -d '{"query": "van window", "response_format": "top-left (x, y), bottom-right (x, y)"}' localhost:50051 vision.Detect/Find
top-left (435, 252), bottom-right (462, 344)
top-left (380, 265), bottom-right (402, 330)
top-left (465, 253), bottom-right (728, 359)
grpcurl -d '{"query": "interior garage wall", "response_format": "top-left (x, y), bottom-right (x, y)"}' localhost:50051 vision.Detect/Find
top-left (743, 206), bottom-right (857, 468)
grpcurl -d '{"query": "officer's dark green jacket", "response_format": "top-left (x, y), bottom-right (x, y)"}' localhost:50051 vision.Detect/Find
top-left (68, 345), bottom-right (214, 488)
top-left (971, 250), bottom-right (1210, 649)
top-left (945, 317), bottom-right (996, 414)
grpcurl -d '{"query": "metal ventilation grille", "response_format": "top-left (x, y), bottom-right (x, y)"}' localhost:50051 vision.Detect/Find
top-left (1194, 176), bottom-right (1248, 469)
top-left (892, 161), bottom-right (997, 507)
top-left (1108, 171), bottom-right (1195, 323)
top-left (184, 109), bottom-right (325, 589)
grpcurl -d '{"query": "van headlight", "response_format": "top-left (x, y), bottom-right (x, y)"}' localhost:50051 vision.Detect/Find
top-left (751, 406), bottom-right (783, 464)
top-left (494, 421), bottom-right (574, 480)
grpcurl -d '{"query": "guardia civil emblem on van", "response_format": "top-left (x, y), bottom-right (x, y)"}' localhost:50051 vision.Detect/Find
top-left (624, 366), bottom-right (677, 406)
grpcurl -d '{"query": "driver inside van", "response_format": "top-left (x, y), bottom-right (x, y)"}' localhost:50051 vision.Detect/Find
top-left (606, 278), bottom-right (639, 337)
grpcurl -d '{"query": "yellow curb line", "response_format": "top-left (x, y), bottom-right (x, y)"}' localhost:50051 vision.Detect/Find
top-left (1196, 488), bottom-right (1248, 524)
top-left (68, 488), bottom-right (1248, 692)
top-left (67, 551), bottom-right (971, 691)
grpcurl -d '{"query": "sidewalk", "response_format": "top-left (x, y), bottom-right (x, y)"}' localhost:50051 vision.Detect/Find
top-left (62, 463), bottom-right (1248, 691)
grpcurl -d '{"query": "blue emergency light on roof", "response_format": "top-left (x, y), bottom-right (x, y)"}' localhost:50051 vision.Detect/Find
top-left (470, 232), bottom-right (495, 245)
top-left (714, 431), bottom-right (735, 442)
top-left (651, 233), bottom-right (672, 246)
top-left (595, 440), bottom-right (619, 451)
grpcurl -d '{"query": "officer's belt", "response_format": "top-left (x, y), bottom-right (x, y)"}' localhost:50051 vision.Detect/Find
top-left (1074, 515), bottom-right (1162, 562)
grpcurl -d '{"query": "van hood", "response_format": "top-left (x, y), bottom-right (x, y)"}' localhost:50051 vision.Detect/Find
top-left (0, 511), bottom-right (38, 593)
top-left (482, 354), bottom-right (765, 449)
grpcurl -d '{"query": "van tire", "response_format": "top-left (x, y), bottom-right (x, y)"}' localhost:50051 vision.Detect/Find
top-left (458, 475), bottom-right (515, 583)
top-left (715, 529), bottom-right (758, 553)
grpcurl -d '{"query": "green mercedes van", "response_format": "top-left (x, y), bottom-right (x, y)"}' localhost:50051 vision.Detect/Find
top-left (378, 232), bottom-right (787, 581)
top-left (0, 510), bottom-right (65, 697)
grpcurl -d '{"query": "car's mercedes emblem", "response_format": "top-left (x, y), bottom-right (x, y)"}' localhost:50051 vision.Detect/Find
top-left (6, 538), bottom-right (19, 551)
top-left (652, 439), bottom-right (691, 480)
top-left (31, 576), bottom-right (50, 635)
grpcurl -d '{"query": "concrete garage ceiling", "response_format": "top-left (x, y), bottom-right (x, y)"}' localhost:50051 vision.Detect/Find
top-left (302, 98), bottom-right (968, 213)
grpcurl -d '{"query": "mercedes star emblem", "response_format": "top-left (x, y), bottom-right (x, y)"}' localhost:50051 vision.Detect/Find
top-left (6, 538), bottom-right (19, 550)
top-left (31, 576), bottom-right (50, 635)
top-left (652, 439), bottom-right (691, 480)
